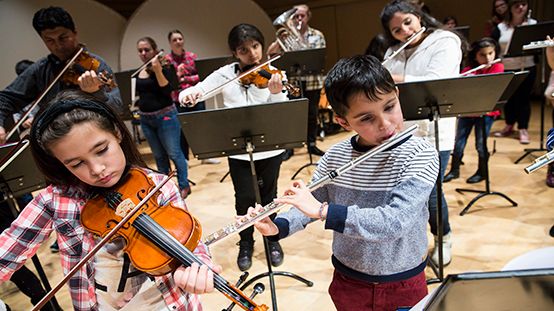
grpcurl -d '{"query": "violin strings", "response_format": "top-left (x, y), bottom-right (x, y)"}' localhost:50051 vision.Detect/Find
top-left (132, 214), bottom-right (254, 308)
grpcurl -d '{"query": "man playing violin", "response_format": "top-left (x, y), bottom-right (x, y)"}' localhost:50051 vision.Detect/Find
top-left (0, 6), bottom-right (123, 144)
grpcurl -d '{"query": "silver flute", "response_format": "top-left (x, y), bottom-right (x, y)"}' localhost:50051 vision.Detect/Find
top-left (524, 149), bottom-right (554, 174)
top-left (523, 40), bottom-right (554, 50)
top-left (460, 58), bottom-right (502, 76)
top-left (203, 124), bottom-right (419, 246)
top-left (382, 27), bottom-right (426, 66)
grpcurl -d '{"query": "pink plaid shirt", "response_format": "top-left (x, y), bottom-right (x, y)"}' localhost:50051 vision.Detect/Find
top-left (0, 169), bottom-right (210, 311)
top-left (165, 50), bottom-right (200, 103)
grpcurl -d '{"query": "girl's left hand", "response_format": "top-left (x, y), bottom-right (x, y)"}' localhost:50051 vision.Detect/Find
top-left (267, 73), bottom-right (283, 94)
top-left (174, 261), bottom-right (222, 294)
top-left (274, 180), bottom-right (321, 219)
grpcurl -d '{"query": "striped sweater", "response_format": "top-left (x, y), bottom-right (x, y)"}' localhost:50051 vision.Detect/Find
top-left (273, 134), bottom-right (438, 282)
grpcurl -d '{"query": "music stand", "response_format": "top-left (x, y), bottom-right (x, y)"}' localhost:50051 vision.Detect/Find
top-left (397, 72), bottom-right (514, 282)
top-left (271, 48), bottom-right (326, 179)
top-left (195, 55), bottom-right (233, 80)
top-left (452, 26), bottom-right (469, 40)
top-left (178, 99), bottom-right (312, 311)
top-left (423, 268), bottom-right (554, 310)
top-left (0, 141), bottom-right (62, 311)
top-left (115, 69), bottom-right (143, 144)
top-left (504, 21), bottom-right (554, 163)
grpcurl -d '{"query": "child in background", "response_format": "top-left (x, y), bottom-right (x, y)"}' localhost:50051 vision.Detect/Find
top-left (444, 37), bottom-right (504, 184)
top-left (0, 90), bottom-right (218, 310)
top-left (250, 55), bottom-right (439, 310)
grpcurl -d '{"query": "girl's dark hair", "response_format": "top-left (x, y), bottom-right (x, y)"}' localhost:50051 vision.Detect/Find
top-left (137, 36), bottom-right (158, 52)
top-left (32, 6), bottom-right (75, 34)
top-left (30, 90), bottom-right (145, 186)
top-left (324, 55), bottom-right (396, 117)
top-left (227, 24), bottom-right (265, 52)
top-left (492, 0), bottom-right (508, 21)
top-left (167, 29), bottom-right (183, 41)
top-left (443, 16), bottom-right (458, 26)
top-left (364, 33), bottom-right (390, 62)
top-left (380, 0), bottom-right (442, 45)
top-left (506, 0), bottom-right (529, 24)
top-left (467, 37), bottom-right (500, 68)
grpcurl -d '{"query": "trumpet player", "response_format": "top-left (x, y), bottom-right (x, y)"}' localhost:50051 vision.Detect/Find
top-left (268, 4), bottom-right (327, 159)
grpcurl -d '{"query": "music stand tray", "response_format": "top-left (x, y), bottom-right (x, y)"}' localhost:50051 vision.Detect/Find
top-left (113, 69), bottom-right (136, 121)
top-left (195, 55), bottom-right (233, 80)
top-left (271, 48), bottom-right (326, 76)
top-left (0, 140), bottom-right (46, 197)
top-left (505, 21), bottom-right (554, 57)
top-left (178, 99), bottom-right (309, 160)
top-left (452, 25), bottom-right (470, 40)
top-left (424, 268), bottom-right (554, 310)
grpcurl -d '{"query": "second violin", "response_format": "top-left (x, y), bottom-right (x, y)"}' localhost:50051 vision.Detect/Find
top-left (240, 63), bottom-right (300, 97)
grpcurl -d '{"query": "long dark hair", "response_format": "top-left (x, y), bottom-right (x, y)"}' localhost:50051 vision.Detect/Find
top-left (380, 0), bottom-right (442, 45)
top-left (506, 0), bottom-right (529, 25)
top-left (30, 90), bottom-right (145, 187)
top-left (227, 23), bottom-right (265, 52)
top-left (466, 37), bottom-right (500, 68)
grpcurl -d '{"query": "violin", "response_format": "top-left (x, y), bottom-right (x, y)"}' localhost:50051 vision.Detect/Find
top-left (239, 64), bottom-right (300, 97)
top-left (61, 49), bottom-right (117, 90)
top-left (32, 168), bottom-right (268, 311)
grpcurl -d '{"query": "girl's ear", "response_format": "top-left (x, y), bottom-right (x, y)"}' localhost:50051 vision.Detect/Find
top-left (115, 128), bottom-right (123, 143)
top-left (335, 115), bottom-right (352, 131)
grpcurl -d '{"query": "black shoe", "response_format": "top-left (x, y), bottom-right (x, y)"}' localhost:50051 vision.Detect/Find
top-left (268, 240), bottom-right (284, 267)
top-left (50, 241), bottom-right (59, 253)
top-left (237, 240), bottom-right (254, 271)
top-left (443, 169), bottom-right (459, 183)
top-left (466, 173), bottom-right (485, 184)
top-left (282, 149), bottom-right (294, 161)
top-left (308, 146), bottom-right (325, 156)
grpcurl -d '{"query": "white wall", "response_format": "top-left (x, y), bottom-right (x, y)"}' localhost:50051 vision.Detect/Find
top-left (0, 0), bottom-right (126, 88)
top-left (120, 0), bottom-right (275, 70)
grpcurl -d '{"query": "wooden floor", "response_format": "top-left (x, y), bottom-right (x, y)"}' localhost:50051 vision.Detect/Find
top-left (1, 102), bottom-right (554, 310)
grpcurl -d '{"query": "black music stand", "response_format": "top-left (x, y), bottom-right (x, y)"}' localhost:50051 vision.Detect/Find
top-left (423, 268), bottom-right (554, 311)
top-left (179, 99), bottom-right (312, 311)
top-left (397, 72), bottom-right (514, 282)
top-left (452, 26), bottom-right (469, 40)
top-left (504, 21), bottom-right (554, 164)
top-left (195, 55), bottom-right (233, 80)
top-left (272, 48), bottom-right (327, 179)
top-left (0, 141), bottom-right (62, 311)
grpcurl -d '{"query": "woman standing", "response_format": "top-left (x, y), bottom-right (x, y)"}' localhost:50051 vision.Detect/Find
top-left (135, 37), bottom-right (191, 198)
top-left (492, 0), bottom-right (537, 144)
top-left (484, 0), bottom-right (508, 37)
top-left (180, 24), bottom-right (288, 272)
top-left (381, 0), bottom-right (462, 266)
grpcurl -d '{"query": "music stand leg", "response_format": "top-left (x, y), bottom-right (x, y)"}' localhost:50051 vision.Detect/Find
top-left (291, 152), bottom-right (318, 180)
top-left (219, 170), bottom-right (230, 183)
top-left (457, 117), bottom-right (518, 215)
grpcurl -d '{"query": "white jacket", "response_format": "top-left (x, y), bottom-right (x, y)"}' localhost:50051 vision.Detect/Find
top-left (179, 63), bottom-right (288, 161)
top-left (384, 29), bottom-right (462, 151)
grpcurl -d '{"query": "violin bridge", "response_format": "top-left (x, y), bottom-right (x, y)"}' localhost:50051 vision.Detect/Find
top-left (115, 198), bottom-right (136, 217)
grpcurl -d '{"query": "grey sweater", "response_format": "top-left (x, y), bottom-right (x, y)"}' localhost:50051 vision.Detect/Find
top-left (273, 134), bottom-right (438, 282)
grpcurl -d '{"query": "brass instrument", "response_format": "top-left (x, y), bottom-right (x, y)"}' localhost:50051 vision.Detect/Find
top-left (523, 40), bottom-right (554, 50)
top-left (203, 124), bottom-right (419, 246)
top-left (273, 8), bottom-right (308, 52)
top-left (524, 149), bottom-right (554, 174)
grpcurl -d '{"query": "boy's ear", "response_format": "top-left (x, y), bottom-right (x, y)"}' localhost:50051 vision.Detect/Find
top-left (334, 115), bottom-right (352, 131)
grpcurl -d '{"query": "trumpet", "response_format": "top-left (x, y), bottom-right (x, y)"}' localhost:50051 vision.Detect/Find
top-left (524, 149), bottom-right (554, 174)
top-left (382, 27), bottom-right (426, 66)
top-left (203, 124), bottom-right (419, 246)
top-left (523, 40), bottom-right (554, 50)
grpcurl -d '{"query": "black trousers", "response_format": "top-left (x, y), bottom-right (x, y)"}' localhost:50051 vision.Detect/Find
top-left (228, 154), bottom-right (283, 242)
top-left (504, 66), bottom-right (536, 129)
top-left (303, 87), bottom-right (322, 145)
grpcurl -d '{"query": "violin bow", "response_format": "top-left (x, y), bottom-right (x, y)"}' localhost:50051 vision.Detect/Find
top-left (182, 53), bottom-right (283, 105)
top-left (131, 50), bottom-right (165, 78)
top-left (4, 47), bottom-right (84, 143)
top-left (32, 171), bottom-right (176, 311)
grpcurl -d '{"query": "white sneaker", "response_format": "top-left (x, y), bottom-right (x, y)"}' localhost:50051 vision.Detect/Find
top-left (431, 232), bottom-right (452, 266)
top-left (201, 158), bottom-right (221, 164)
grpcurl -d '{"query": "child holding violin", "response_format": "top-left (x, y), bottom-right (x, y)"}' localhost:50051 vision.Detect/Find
top-left (250, 55), bottom-right (439, 310)
top-left (0, 90), bottom-right (219, 311)
top-left (0, 6), bottom-right (123, 145)
top-left (179, 23), bottom-right (288, 272)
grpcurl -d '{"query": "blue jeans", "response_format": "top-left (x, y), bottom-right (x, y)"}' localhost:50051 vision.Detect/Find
top-left (452, 116), bottom-right (494, 160)
top-left (140, 106), bottom-right (189, 189)
top-left (429, 150), bottom-right (451, 236)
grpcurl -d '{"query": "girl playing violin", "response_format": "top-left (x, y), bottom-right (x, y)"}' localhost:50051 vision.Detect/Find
top-left (0, 90), bottom-right (219, 311)
top-left (179, 24), bottom-right (287, 272)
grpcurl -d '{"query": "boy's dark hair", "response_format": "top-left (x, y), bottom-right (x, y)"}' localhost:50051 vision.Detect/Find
top-left (228, 23), bottom-right (265, 52)
top-left (380, 0), bottom-right (442, 45)
top-left (467, 37), bottom-right (500, 68)
top-left (167, 29), bottom-right (183, 41)
top-left (30, 90), bottom-right (145, 187)
top-left (137, 36), bottom-right (158, 52)
top-left (15, 60), bottom-right (34, 75)
top-left (324, 55), bottom-right (396, 117)
top-left (32, 6), bottom-right (75, 34)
